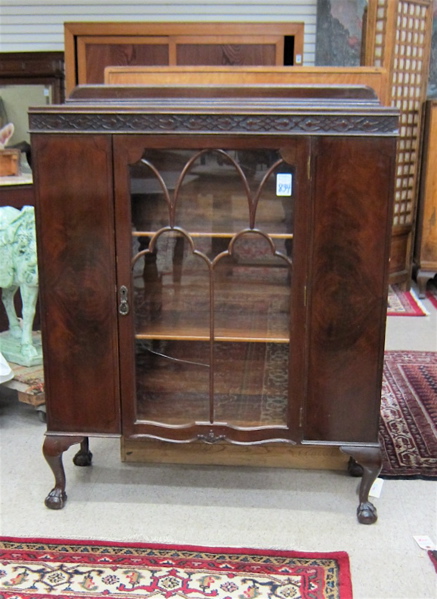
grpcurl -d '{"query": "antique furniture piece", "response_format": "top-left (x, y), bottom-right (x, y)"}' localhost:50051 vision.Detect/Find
top-left (30, 84), bottom-right (398, 524)
top-left (105, 64), bottom-right (390, 470)
top-left (64, 22), bottom-right (305, 96)
top-left (0, 178), bottom-right (33, 209)
top-left (0, 51), bottom-right (65, 207)
top-left (415, 98), bottom-right (437, 296)
top-left (362, 0), bottom-right (434, 286)
top-left (0, 52), bottom-right (64, 104)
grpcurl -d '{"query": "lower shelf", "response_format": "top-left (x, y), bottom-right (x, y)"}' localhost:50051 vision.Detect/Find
top-left (135, 339), bottom-right (289, 427)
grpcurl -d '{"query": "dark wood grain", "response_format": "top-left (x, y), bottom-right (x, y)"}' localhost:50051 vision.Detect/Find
top-left (176, 44), bottom-right (277, 66)
top-left (0, 184), bottom-right (34, 208)
top-left (85, 44), bottom-right (169, 84)
top-left (32, 134), bottom-right (120, 434)
top-left (305, 136), bottom-right (396, 442)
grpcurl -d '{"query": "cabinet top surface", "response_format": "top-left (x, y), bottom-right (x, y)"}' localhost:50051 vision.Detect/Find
top-left (29, 84), bottom-right (399, 137)
top-left (64, 21), bottom-right (305, 33)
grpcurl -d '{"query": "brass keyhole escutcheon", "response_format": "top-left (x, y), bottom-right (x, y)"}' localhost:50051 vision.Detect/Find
top-left (119, 285), bottom-right (129, 316)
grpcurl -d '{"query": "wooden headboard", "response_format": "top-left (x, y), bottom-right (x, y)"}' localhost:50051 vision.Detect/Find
top-left (104, 65), bottom-right (390, 105)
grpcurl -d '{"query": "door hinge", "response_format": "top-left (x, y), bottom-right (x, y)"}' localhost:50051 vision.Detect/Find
top-left (303, 285), bottom-right (307, 307)
top-left (307, 155), bottom-right (311, 180)
top-left (299, 406), bottom-right (304, 428)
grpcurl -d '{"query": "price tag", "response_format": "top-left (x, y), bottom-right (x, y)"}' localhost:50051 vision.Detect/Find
top-left (414, 536), bottom-right (435, 550)
top-left (276, 173), bottom-right (292, 196)
top-left (369, 477), bottom-right (384, 498)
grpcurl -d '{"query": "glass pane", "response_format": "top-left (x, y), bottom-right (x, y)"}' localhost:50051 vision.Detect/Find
top-left (133, 231), bottom-right (210, 339)
top-left (214, 232), bottom-right (291, 342)
top-left (130, 151), bottom-right (179, 232)
top-left (175, 149), bottom-right (250, 234)
top-left (214, 342), bottom-right (289, 426)
top-left (255, 161), bottom-right (295, 237)
top-left (129, 147), bottom-right (294, 430)
top-left (135, 340), bottom-right (210, 424)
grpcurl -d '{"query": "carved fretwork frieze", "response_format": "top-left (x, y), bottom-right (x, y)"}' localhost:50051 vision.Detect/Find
top-left (29, 111), bottom-right (398, 136)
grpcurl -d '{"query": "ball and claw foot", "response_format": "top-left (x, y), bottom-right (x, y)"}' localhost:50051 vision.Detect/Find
top-left (73, 448), bottom-right (93, 467)
top-left (347, 457), bottom-right (364, 477)
top-left (357, 501), bottom-right (378, 525)
top-left (73, 438), bottom-right (93, 467)
top-left (45, 488), bottom-right (67, 510)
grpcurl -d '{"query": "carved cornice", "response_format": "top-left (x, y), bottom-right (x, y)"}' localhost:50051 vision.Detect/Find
top-left (29, 111), bottom-right (398, 136)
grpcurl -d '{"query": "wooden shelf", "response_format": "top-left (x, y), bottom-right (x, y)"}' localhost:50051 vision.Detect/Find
top-left (133, 230), bottom-right (293, 240)
top-left (134, 283), bottom-right (290, 343)
top-left (136, 331), bottom-right (289, 343)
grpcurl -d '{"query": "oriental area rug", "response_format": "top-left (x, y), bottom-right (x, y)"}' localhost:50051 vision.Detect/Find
top-left (380, 351), bottom-right (437, 479)
top-left (0, 539), bottom-right (353, 599)
top-left (387, 285), bottom-right (428, 315)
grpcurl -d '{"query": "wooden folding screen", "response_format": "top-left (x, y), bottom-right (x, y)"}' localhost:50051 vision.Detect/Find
top-left (363, 0), bottom-right (433, 285)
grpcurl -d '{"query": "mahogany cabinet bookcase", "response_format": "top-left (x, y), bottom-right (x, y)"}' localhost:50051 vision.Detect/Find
top-left (29, 84), bottom-right (398, 524)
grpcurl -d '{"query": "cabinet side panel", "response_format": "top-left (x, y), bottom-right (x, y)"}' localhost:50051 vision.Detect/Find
top-left (416, 101), bottom-right (437, 269)
top-left (305, 136), bottom-right (395, 443)
top-left (32, 134), bottom-right (120, 434)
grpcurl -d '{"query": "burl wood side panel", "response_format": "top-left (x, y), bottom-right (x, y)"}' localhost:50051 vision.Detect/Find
top-left (305, 136), bottom-right (395, 443)
top-left (32, 134), bottom-right (120, 434)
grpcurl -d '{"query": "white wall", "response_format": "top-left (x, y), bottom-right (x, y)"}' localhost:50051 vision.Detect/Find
top-left (0, 0), bottom-right (318, 65)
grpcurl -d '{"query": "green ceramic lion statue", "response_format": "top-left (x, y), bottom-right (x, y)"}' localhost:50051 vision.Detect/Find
top-left (0, 205), bottom-right (41, 366)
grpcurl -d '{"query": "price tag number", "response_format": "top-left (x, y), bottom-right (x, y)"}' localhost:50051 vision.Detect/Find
top-left (276, 173), bottom-right (292, 197)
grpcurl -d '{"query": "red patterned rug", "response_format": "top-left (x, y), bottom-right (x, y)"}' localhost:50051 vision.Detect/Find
top-left (0, 539), bottom-right (353, 599)
top-left (387, 285), bottom-right (428, 316)
top-left (380, 351), bottom-right (437, 478)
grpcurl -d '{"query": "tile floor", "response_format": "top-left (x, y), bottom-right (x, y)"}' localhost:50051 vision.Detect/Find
top-left (0, 291), bottom-right (436, 599)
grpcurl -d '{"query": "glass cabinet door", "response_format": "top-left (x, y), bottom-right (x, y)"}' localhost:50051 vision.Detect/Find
top-left (120, 141), bottom-right (305, 437)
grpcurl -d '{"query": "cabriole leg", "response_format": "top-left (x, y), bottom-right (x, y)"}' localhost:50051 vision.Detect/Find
top-left (42, 435), bottom-right (88, 510)
top-left (340, 445), bottom-right (382, 525)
